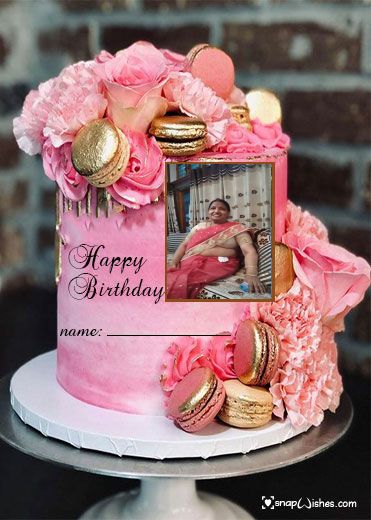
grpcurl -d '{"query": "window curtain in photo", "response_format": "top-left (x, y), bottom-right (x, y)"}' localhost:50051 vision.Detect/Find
top-left (167, 190), bottom-right (180, 233)
top-left (189, 163), bottom-right (271, 229)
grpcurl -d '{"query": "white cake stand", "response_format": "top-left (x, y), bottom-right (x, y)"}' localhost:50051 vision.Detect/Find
top-left (0, 355), bottom-right (353, 520)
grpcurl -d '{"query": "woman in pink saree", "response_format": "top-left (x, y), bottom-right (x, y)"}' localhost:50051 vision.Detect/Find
top-left (167, 199), bottom-right (265, 299)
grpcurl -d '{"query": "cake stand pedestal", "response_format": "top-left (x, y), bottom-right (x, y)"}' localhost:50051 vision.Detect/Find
top-left (0, 373), bottom-right (353, 520)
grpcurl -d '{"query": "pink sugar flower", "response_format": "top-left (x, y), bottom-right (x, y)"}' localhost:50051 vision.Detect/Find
top-left (163, 72), bottom-right (231, 147)
top-left (43, 61), bottom-right (107, 147)
top-left (13, 78), bottom-right (56, 155)
top-left (251, 119), bottom-right (290, 149)
top-left (285, 201), bottom-right (329, 242)
top-left (282, 231), bottom-right (370, 331)
top-left (206, 336), bottom-right (236, 380)
top-left (245, 279), bottom-right (343, 428)
top-left (211, 121), bottom-right (264, 155)
top-left (94, 41), bottom-right (170, 133)
top-left (108, 127), bottom-right (164, 209)
top-left (160, 337), bottom-right (209, 394)
top-left (42, 138), bottom-right (88, 201)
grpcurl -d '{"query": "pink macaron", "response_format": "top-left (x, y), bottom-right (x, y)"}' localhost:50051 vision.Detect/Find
top-left (167, 367), bottom-right (226, 432)
top-left (185, 44), bottom-right (235, 100)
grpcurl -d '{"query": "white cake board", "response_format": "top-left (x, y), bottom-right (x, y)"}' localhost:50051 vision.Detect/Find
top-left (10, 351), bottom-right (309, 460)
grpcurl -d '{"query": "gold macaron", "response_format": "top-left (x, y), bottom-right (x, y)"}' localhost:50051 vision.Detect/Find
top-left (149, 115), bottom-right (207, 157)
top-left (72, 119), bottom-right (130, 188)
top-left (274, 242), bottom-right (295, 296)
top-left (229, 104), bottom-right (252, 131)
top-left (218, 380), bottom-right (273, 428)
top-left (245, 89), bottom-right (282, 125)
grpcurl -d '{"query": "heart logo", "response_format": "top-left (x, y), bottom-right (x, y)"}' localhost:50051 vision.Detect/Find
top-left (262, 496), bottom-right (275, 509)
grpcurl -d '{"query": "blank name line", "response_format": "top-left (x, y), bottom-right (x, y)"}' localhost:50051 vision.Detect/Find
top-left (107, 334), bottom-right (230, 337)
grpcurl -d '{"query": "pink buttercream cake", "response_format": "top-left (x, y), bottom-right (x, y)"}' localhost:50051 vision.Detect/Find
top-left (57, 149), bottom-right (287, 416)
top-left (13, 41), bottom-right (369, 431)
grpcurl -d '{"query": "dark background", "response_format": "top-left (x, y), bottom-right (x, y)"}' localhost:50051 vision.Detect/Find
top-left (0, 0), bottom-right (370, 518)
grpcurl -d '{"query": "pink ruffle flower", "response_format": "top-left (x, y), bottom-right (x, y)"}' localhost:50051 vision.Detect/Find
top-left (160, 337), bottom-right (209, 394)
top-left (206, 336), bottom-right (236, 380)
top-left (108, 128), bottom-right (164, 209)
top-left (42, 138), bottom-right (88, 201)
top-left (282, 231), bottom-right (370, 331)
top-left (13, 78), bottom-right (56, 155)
top-left (94, 41), bottom-right (170, 133)
top-left (211, 121), bottom-right (264, 155)
top-left (251, 119), bottom-right (290, 150)
top-left (246, 279), bottom-right (343, 428)
top-left (163, 72), bottom-right (231, 147)
top-left (285, 200), bottom-right (329, 241)
top-left (43, 61), bottom-right (107, 148)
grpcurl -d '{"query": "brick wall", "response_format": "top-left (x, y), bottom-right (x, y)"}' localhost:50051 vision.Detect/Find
top-left (0, 0), bottom-right (370, 370)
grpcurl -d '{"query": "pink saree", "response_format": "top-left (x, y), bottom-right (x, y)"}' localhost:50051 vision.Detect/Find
top-left (167, 221), bottom-right (247, 299)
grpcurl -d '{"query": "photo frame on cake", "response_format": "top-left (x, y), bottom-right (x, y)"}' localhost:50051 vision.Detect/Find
top-left (165, 162), bottom-right (275, 302)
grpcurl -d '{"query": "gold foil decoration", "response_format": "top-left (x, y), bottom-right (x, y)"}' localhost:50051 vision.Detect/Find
top-left (55, 190), bottom-right (62, 284)
top-left (71, 119), bottom-right (130, 188)
top-left (86, 186), bottom-right (92, 215)
top-left (245, 89), bottom-right (282, 125)
top-left (230, 104), bottom-right (252, 131)
top-left (72, 119), bottom-right (119, 176)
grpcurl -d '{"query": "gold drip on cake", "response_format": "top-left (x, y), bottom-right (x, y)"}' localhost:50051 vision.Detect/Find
top-left (67, 198), bottom-right (72, 212)
top-left (55, 189), bottom-right (62, 284)
top-left (76, 200), bottom-right (82, 217)
top-left (86, 186), bottom-right (92, 215)
top-left (105, 190), bottom-right (111, 218)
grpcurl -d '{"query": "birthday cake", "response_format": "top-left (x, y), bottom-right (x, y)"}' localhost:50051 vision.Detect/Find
top-left (14, 42), bottom-right (369, 434)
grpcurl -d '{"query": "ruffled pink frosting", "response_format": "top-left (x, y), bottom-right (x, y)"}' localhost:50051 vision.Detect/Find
top-left (161, 333), bottom-right (235, 394)
top-left (14, 62), bottom-right (106, 154)
top-left (245, 279), bottom-right (343, 428)
top-left (163, 71), bottom-right (230, 147)
top-left (161, 337), bottom-right (209, 393)
top-left (108, 127), bottom-right (164, 209)
top-left (42, 138), bottom-right (88, 201)
top-left (43, 61), bottom-right (107, 148)
top-left (285, 201), bottom-right (329, 241)
top-left (211, 121), bottom-right (264, 155)
top-left (282, 231), bottom-right (370, 331)
top-left (13, 78), bottom-right (56, 155)
top-left (251, 119), bottom-right (290, 149)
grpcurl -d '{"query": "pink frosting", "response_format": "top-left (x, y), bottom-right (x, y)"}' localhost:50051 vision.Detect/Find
top-left (163, 71), bottom-right (230, 147)
top-left (285, 201), bottom-right (329, 241)
top-left (251, 119), bottom-right (290, 149)
top-left (282, 231), bottom-right (370, 331)
top-left (108, 128), bottom-right (164, 209)
top-left (42, 139), bottom-right (88, 201)
top-left (211, 121), bottom-right (264, 155)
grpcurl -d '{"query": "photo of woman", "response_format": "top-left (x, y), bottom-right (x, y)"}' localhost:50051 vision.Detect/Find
top-left (166, 163), bottom-right (273, 301)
